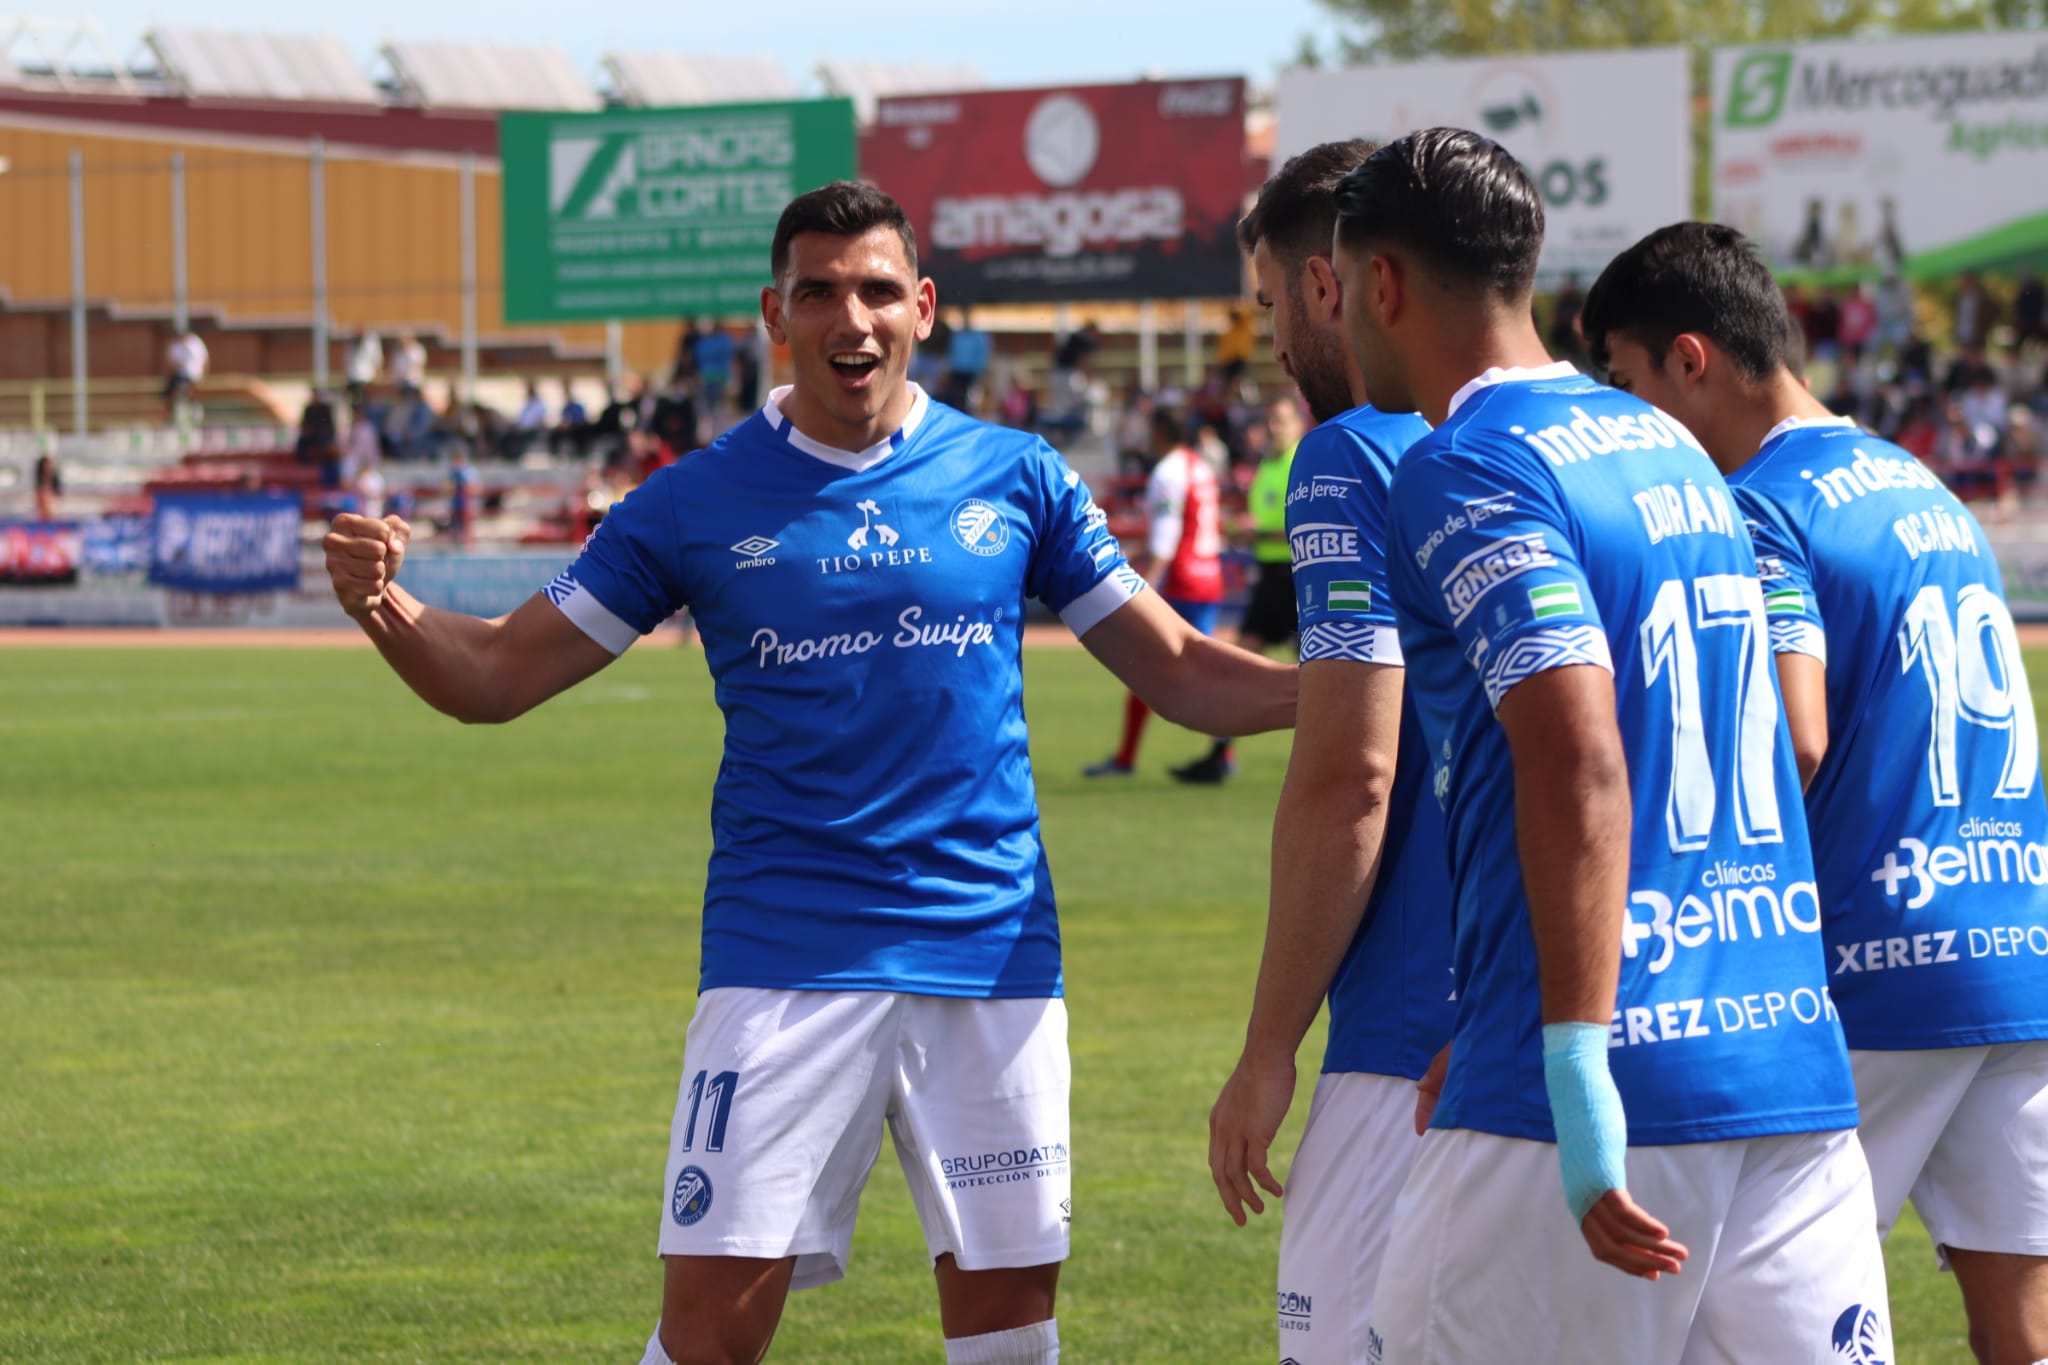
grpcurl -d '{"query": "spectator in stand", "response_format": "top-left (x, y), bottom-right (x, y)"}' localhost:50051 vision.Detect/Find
top-left (1875, 272), bottom-right (1915, 356)
top-left (914, 308), bottom-right (951, 394)
top-left (1047, 321), bottom-right (1101, 433)
top-left (296, 390), bottom-right (343, 491)
top-left (508, 379), bottom-right (549, 458)
top-left (1955, 271), bottom-right (1998, 352)
top-left (1547, 272), bottom-right (1586, 365)
top-left (1217, 303), bottom-right (1258, 386)
top-left (448, 447), bottom-right (478, 548)
top-left (1792, 196), bottom-right (1830, 267)
top-left (1958, 362), bottom-right (2011, 453)
top-left (693, 323), bottom-right (735, 421)
top-left (998, 372), bottom-right (1038, 430)
top-left (670, 320), bottom-right (702, 387)
top-left (1784, 282), bottom-right (1812, 346)
top-left (162, 328), bottom-right (209, 420)
top-left (1895, 394), bottom-right (1941, 463)
top-left (1940, 396), bottom-right (1999, 499)
top-left (647, 379), bottom-right (699, 460)
top-left (1115, 387), bottom-right (1155, 478)
top-left (2006, 403), bottom-right (2041, 500)
top-left (389, 332), bottom-right (427, 399)
top-left (1899, 329), bottom-right (1935, 388)
top-left (1838, 281), bottom-right (1878, 355)
top-left (347, 332), bottom-right (384, 405)
top-left (2018, 269), bottom-right (2047, 350)
top-left (946, 308), bottom-right (993, 410)
top-left (555, 381), bottom-right (592, 457)
top-left (1804, 284), bottom-right (1842, 363)
top-left (33, 453), bottom-right (60, 521)
top-left (734, 330), bottom-right (763, 414)
top-left (343, 400), bottom-right (382, 499)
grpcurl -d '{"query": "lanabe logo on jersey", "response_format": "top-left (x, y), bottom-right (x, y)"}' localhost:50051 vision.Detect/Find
top-left (1438, 532), bottom-right (1558, 627)
top-left (937, 1140), bottom-right (1069, 1191)
top-left (818, 499), bottom-right (936, 574)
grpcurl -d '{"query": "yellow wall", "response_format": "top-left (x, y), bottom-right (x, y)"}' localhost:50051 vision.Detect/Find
top-left (0, 122), bottom-right (685, 378)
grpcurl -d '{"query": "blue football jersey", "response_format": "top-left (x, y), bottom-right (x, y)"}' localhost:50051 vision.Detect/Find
top-left (1384, 365), bottom-right (1858, 1146)
top-left (1287, 404), bottom-right (1457, 1081)
top-left (545, 386), bottom-right (1142, 998)
top-left (1731, 417), bottom-right (2048, 1049)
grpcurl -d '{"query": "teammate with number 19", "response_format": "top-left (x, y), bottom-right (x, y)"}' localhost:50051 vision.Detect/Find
top-left (1334, 131), bottom-right (1888, 1363)
top-left (320, 181), bottom-right (1298, 1365)
top-left (1583, 221), bottom-right (2048, 1365)
top-left (1203, 139), bottom-right (1451, 1365)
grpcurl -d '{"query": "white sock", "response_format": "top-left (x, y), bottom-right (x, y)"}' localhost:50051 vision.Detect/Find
top-left (638, 1325), bottom-right (675, 1365)
top-left (944, 1318), bottom-right (1059, 1364)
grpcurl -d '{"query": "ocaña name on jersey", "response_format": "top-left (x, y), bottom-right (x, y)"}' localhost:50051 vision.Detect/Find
top-left (751, 606), bottom-right (1001, 668)
top-left (1893, 505), bottom-right (1982, 560)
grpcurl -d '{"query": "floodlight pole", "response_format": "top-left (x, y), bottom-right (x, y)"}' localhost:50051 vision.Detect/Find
top-left (1137, 299), bottom-right (1158, 394)
top-left (1183, 300), bottom-right (1201, 389)
top-left (459, 151), bottom-right (478, 397)
top-left (605, 321), bottom-right (623, 390)
top-left (310, 137), bottom-right (329, 389)
top-left (68, 149), bottom-right (87, 436)
top-left (170, 150), bottom-right (188, 334)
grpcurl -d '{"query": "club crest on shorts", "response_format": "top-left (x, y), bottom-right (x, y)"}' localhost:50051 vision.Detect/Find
top-left (671, 1165), bottom-right (713, 1227)
top-left (1830, 1303), bottom-right (1890, 1364)
top-left (951, 499), bottom-right (1010, 556)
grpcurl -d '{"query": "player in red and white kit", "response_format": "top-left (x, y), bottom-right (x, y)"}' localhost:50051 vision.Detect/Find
top-left (1087, 406), bottom-right (1236, 782)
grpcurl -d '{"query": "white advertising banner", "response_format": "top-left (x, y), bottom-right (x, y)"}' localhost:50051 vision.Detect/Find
top-left (1273, 48), bottom-right (1691, 284)
top-left (1713, 31), bottom-right (2048, 278)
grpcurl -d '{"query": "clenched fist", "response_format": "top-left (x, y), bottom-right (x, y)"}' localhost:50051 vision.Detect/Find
top-left (325, 513), bottom-right (411, 620)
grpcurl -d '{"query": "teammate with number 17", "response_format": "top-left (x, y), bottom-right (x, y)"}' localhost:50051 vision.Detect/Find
top-left (1333, 130), bottom-right (1888, 1362)
top-left (1583, 221), bottom-right (2048, 1365)
top-left (320, 181), bottom-right (1297, 1365)
top-left (1203, 138), bottom-right (1452, 1365)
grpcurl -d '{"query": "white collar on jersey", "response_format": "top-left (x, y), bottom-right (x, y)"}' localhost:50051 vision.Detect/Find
top-left (1759, 413), bottom-right (1859, 449)
top-left (761, 383), bottom-right (931, 472)
top-left (1445, 361), bottom-right (1581, 420)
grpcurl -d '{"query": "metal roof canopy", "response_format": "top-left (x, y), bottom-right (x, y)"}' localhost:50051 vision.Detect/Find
top-left (145, 28), bottom-right (380, 104)
top-left (602, 51), bottom-right (796, 108)
top-left (0, 16), bottom-right (140, 91)
top-left (815, 59), bottom-right (983, 123)
top-left (382, 40), bottom-right (600, 111)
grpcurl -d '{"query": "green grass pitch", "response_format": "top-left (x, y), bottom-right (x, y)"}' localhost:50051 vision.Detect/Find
top-left (0, 642), bottom-right (1978, 1362)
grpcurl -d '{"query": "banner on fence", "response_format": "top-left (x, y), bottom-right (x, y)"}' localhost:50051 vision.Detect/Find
top-left (0, 521), bottom-right (83, 585)
top-left (148, 492), bottom-right (302, 595)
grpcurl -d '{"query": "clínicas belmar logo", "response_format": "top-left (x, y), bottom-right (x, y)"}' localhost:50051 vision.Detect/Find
top-left (1831, 1303), bottom-right (1890, 1365)
top-left (671, 1165), bottom-right (713, 1226)
top-left (951, 499), bottom-right (1011, 556)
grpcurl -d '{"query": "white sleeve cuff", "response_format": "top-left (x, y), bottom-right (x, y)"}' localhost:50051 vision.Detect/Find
top-left (1060, 566), bottom-right (1147, 638)
top-left (1769, 618), bottom-right (1828, 665)
top-left (542, 571), bottom-right (640, 655)
top-left (1300, 621), bottom-right (1404, 665)
top-left (1480, 624), bottom-right (1614, 711)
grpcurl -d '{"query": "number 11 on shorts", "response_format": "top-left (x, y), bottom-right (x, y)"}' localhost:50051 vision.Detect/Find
top-left (681, 1069), bottom-right (739, 1153)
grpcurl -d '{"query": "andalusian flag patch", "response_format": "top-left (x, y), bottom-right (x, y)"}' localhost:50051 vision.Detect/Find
top-left (1527, 583), bottom-right (1582, 620)
top-left (1328, 580), bottom-right (1372, 610)
top-left (1765, 589), bottom-right (1805, 615)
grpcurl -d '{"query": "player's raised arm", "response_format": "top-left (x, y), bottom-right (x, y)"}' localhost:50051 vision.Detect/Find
top-left (1078, 590), bottom-right (1296, 737)
top-left (324, 512), bottom-right (615, 723)
top-left (1496, 666), bottom-right (1686, 1280)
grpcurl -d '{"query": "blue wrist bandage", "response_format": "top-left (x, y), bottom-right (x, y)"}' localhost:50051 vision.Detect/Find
top-left (1542, 1021), bottom-right (1629, 1223)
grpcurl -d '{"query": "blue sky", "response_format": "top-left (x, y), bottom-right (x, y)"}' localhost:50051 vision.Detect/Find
top-left (80, 0), bottom-right (1349, 89)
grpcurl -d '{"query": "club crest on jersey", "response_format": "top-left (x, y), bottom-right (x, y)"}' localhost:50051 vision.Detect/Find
top-left (951, 498), bottom-right (1011, 556)
top-left (1830, 1304), bottom-right (1890, 1364)
top-left (671, 1165), bottom-right (713, 1226)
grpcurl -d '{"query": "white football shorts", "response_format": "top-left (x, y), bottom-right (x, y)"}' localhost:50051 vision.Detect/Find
top-left (1852, 1041), bottom-right (2048, 1268)
top-left (1365, 1127), bottom-right (1891, 1365)
top-left (655, 987), bottom-right (1070, 1290)
top-left (1275, 1071), bottom-right (1424, 1364)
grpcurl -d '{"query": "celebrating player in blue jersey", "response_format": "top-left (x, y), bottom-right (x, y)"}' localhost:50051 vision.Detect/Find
top-left (1202, 139), bottom-right (1453, 1365)
top-left (1330, 130), bottom-right (1887, 1363)
top-left (1582, 221), bottom-right (2048, 1365)
top-left (321, 181), bottom-right (1297, 1365)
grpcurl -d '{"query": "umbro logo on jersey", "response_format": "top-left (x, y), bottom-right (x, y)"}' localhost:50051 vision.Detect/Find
top-left (731, 535), bottom-right (780, 570)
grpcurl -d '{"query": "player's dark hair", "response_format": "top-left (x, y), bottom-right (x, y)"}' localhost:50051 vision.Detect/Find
top-left (771, 181), bottom-right (919, 285)
top-left (1151, 406), bottom-right (1187, 448)
top-left (1581, 222), bottom-right (1794, 384)
top-left (1332, 128), bottom-right (1543, 298)
top-left (1238, 139), bottom-right (1378, 277)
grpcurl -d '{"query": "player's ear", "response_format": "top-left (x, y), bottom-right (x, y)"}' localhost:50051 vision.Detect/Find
top-left (1303, 254), bottom-right (1342, 325)
top-left (1671, 333), bottom-right (1711, 389)
top-left (1370, 252), bottom-right (1404, 327)
top-left (914, 277), bottom-right (937, 342)
top-left (761, 285), bottom-right (788, 347)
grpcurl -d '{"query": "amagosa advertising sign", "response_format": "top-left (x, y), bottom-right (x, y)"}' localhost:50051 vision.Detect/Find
top-left (865, 78), bottom-right (1252, 304)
